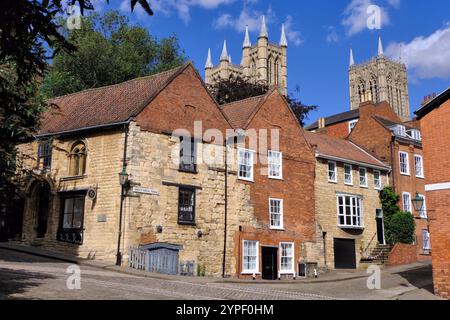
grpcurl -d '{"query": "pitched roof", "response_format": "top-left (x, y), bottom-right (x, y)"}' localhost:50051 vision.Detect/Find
top-left (220, 94), bottom-right (266, 129)
top-left (38, 64), bottom-right (188, 136)
top-left (304, 131), bottom-right (389, 170)
top-left (305, 109), bottom-right (360, 130)
top-left (374, 116), bottom-right (415, 131)
top-left (415, 87), bottom-right (450, 119)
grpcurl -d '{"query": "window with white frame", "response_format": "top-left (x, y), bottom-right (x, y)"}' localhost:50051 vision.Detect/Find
top-left (337, 195), bottom-right (363, 228)
top-left (242, 240), bottom-right (259, 273)
top-left (280, 242), bottom-right (294, 273)
top-left (328, 161), bottom-right (337, 182)
top-left (344, 164), bottom-right (353, 185)
top-left (373, 170), bottom-right (382, 190)
top-left (348, 120), bottom-right (359, 133)
top-left (238, 149), bottom-right (254, 181)
top-left (359, 167), bottom-right (367, 187)
top-left (268, 150), bottom-right (283, 179)
top-left (419, 194), bottom-right (427, 219)
top-left (414, 155), bottom-right (424, 178)
top-left (402, 192), bottom-right (412, 213)
top-left (399, 152), bottom-right (410, 175)
top-left (269, 198), bottom-right (283, 229)
top-left (422, 230), bottom-right (431, 250)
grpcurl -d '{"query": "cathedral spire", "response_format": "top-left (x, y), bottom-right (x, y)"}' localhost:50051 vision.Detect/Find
top-left (378, 36), bottom-right (384, 56)
top-left (350, 48), bottom-right (355, 66)
top-left (279, 24), bottom-right (288, 47)
top-left (205, 48), bottom-right (213, 69)
top-left (259, 15), bottom-right (268, 38)
top-left (228, 54), bottom-right (232, 64)
top-left (243, 25), bottom-right (251, 48)
top-left (220, 40), bottom-right (229, 61)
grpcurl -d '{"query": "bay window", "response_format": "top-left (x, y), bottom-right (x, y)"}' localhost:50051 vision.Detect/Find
top-left (337, 194), bottom-right (363, 228)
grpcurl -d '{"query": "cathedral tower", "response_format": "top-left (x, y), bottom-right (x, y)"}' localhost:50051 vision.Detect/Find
top-left (349, 37), bottom-right (410, 121)
top-left (204, 16), bottom-right (288, 95)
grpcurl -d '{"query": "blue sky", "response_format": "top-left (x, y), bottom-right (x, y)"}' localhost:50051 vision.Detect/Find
top-left (91, 0), bottom-right (450, 123)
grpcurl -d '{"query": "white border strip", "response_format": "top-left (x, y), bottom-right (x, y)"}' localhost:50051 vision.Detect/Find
top-left (425, 182), bottom-right (450, 192)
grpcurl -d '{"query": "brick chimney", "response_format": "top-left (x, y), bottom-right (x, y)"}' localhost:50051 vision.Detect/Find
top-left (421, 93), bottom-right (437, 106)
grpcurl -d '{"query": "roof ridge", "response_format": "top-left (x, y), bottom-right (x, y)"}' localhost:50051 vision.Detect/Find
top-left (50, 64), bottom-right (186, 101)
top-left (221, 93), bottom-right (268, 107)
top-left (348, 140), bottom-right (389, 167)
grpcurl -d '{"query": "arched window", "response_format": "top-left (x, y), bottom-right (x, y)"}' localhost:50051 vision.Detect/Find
top-left (267, 56), bottom-right (273, 84)
top-left (69, 142), bottom-right (86, 177)
top-left (358, 80), bottom-right (366, 103)
top-left (275, 59), bottom-right (280, 85)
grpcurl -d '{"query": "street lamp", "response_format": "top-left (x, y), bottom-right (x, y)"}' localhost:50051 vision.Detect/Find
top-left (412, 192), bottom-right (425, 213)
top-left (116, 167), bottom-right (129, 266)
top-left (119, 167), bottom-right (129, 187)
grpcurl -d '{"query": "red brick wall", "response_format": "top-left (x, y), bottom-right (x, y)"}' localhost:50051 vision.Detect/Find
top-left (234, 91), bottom-right (317, 278)
top-left (420, 99), bottom-right (450, 299)
top-left (388, 243), bottom-right (418, 266)
top-left (320, 122), bottom-right (351, 139)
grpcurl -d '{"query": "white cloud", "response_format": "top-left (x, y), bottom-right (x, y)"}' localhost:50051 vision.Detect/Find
top-left (326, 26), bottom-right (340, 43)
top-left (214, 6), bottom-right (275, 33)
top-left (385, 23), bottom-right (450, 79)
top-left (284, 16), bottom-right (303, 46)
top-left (342, 0), bottom-right (391, 36)
top-left (387, 0), bottom-right (401, 8)
top-left (121, 0), bottom-right (236, 23)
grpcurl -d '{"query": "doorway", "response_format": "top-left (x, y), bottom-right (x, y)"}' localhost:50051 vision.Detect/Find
top-left (262, 247), bottom-right (278, 280)
top-left (35, 183), bottom-right (50, 239)
top-left (334, 238), bottom-right (356, 269)
top-left (376, 209), bottom-right (385, 245)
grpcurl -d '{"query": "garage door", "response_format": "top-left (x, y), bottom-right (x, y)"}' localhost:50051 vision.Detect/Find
top-left (334, 238), bottom-right (356, 269)
top-left (140, 243), bottom-right (182, 276)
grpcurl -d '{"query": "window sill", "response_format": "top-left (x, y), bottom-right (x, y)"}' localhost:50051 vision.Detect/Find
top-left (328, 180), bottom-right (338, 184)
top-left (178, 222), bottom-right (196, 227)
top-left (241, 272), bottom-right (261, 275)
top-left (60, 175), bottom-right (88, 182)
top-left (238, 177), bottom-right (254, 183)
top-left (179, 169), bottom-right (198, 174)
top-left (279, 271), bottom-right (295, 275)
top-left (416, 176), bottom-right (425, 179)
top-left (344, 182), bottom-right (353, 186)
top-left (268, 176), bottom-right (284, 181)
top-left (400, 173), bottom-right (411, 177)
top-left (360, 185), bottom-right (368, 189)
top-left (338, 225), bottom-right (364, 230)
top-left (270, 227), bottom-right (285, 231)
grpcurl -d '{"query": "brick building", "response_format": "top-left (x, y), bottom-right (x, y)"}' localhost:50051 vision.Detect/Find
top-left (415, 87), bottom-right (450, 299)
top-left (304, 132), bottom-right (390, 269)
top-left (220, 89), bottom-right (317, 279)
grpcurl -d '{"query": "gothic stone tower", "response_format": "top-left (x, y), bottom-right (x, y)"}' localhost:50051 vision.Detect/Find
top-left (349, 37), bottom-right (410, 121)
top-left (205, 16), bottom-right (288, 95)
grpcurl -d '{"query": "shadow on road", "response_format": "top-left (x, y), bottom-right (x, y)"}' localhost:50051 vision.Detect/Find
top-left (396, 265), bottom-right (435, 294)
top-left (0, 267), bottom-right (55, 300)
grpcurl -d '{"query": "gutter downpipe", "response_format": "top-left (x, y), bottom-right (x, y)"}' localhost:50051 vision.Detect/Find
top-left (116, 123), bottom-right (130, 266)
top-left (222, 138), bottom-right (229, 278)
top-left (390, 136), bottom-right (397, 193)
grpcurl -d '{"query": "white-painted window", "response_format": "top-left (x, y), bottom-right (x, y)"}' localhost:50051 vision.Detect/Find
top-left (349, 120), bottom-right (359, 133)
top-left (399, 152), bottom-right (410, 175)
top-left (328, 161), bottom-right (337, 183)
top-left (422, 230), bottom-right (431, 250)
top-left (344, 164), bottom-right (353, 185)
top-left (414, 155), bottom-right (424, 178)
top-left (280, 242), bottom-right (295, 273)
top-left (337, 195), bottom-right (364, 228)
top-left (402, 192), bottom-right (412, 213)
top-left (268, 150), bottom-right (283, 179)
top-left (359, 167), bottom-right (368, 187)
top-left (238, 148), bottom-right (254, 181)
top-left (373, 170), bottom-right (382, 190)
top-left (419, 194), bottom-right (427, 219)
top-left (242, 240), bottom-right (259, 273)
top-left (269, 198), bottom-right (284, 229)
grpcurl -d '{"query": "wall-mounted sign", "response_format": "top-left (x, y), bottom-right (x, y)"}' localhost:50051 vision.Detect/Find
top-left (132, 186), bottom-right (160, 196)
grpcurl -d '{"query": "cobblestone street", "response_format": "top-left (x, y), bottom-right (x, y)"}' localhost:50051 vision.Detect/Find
top-left (0, 248), bottom-right (441, 300)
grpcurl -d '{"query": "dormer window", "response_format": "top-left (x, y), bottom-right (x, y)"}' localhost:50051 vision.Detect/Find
top-left (406, 129), bottom-right (422, 141)
top-left (393, 125), bottom-right (406, 137)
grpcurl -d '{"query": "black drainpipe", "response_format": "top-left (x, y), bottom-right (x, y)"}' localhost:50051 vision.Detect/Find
top-left (222, 137), bottom-right (229, 278)
top-left (116, 123), bottom-right (129, 266)
top-left (390, 137), bottom-right (397, 193)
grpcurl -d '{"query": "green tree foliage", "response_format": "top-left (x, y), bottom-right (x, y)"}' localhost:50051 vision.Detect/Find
top-left (207, 77), bottom-right (318, 127)
top-left (41, 11), bottom-right (186, 98)
top-left (379, 186), bottom-right (416, 244)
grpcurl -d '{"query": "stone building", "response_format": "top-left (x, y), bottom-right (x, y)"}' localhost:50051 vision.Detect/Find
top-left (220, 89), bottom-right (317, 279)
top-left (204, 16), bottom-right (288, 95)
top-left (349, 37), bottom-right (410, 121)
top-left (304, 132), bottom-right (391, 269)
top-left (415, 87), bottom-right (450, 299)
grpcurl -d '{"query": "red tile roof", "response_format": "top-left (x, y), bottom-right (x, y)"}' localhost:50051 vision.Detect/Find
top-left (304, 131), bottom-right (389, 169)
top-left (38, 64), bottom-right (187, 135)
top-left (220, 95), bottom-right (266, 129)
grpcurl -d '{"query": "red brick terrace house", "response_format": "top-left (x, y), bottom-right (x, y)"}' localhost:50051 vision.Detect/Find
top-left (220, 89), bottom-right (318, 279)
top-left (415, 87), bottom-right (450, 299)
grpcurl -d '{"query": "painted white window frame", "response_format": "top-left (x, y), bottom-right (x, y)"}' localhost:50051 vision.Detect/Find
top-left (238, 148), bottom-right (254, 182)
top-left (359, 167), bottom-right (368, 188)
top-left (348, 120), bottom-right (359, 133)
top-left (269, 198), bottom-right (284, 230)
top-left (422, 230), bottom-right (431, 250)
top-left (268, 150), bottom-right (283, 180)
top-left (414, 155), bottom-right (424, 178)
top-left (279, 242), bottom-right (295, 274)
top-left (344, 164), bottom-right (353, 185)
top-left (373, 170), bottom-right (382, 190)
top-left (402, 192), bottom-right (412, 213)
top-left (399, 152), bottom-right (410, 176)
top-left (242, 240), bottom-right (259, 274)
top-left (328, 161), bottom-right (337, 183)
top-left (418, 194), bottom-right (427, 219)
top-left (336, 194), bottom-right (364, 229)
